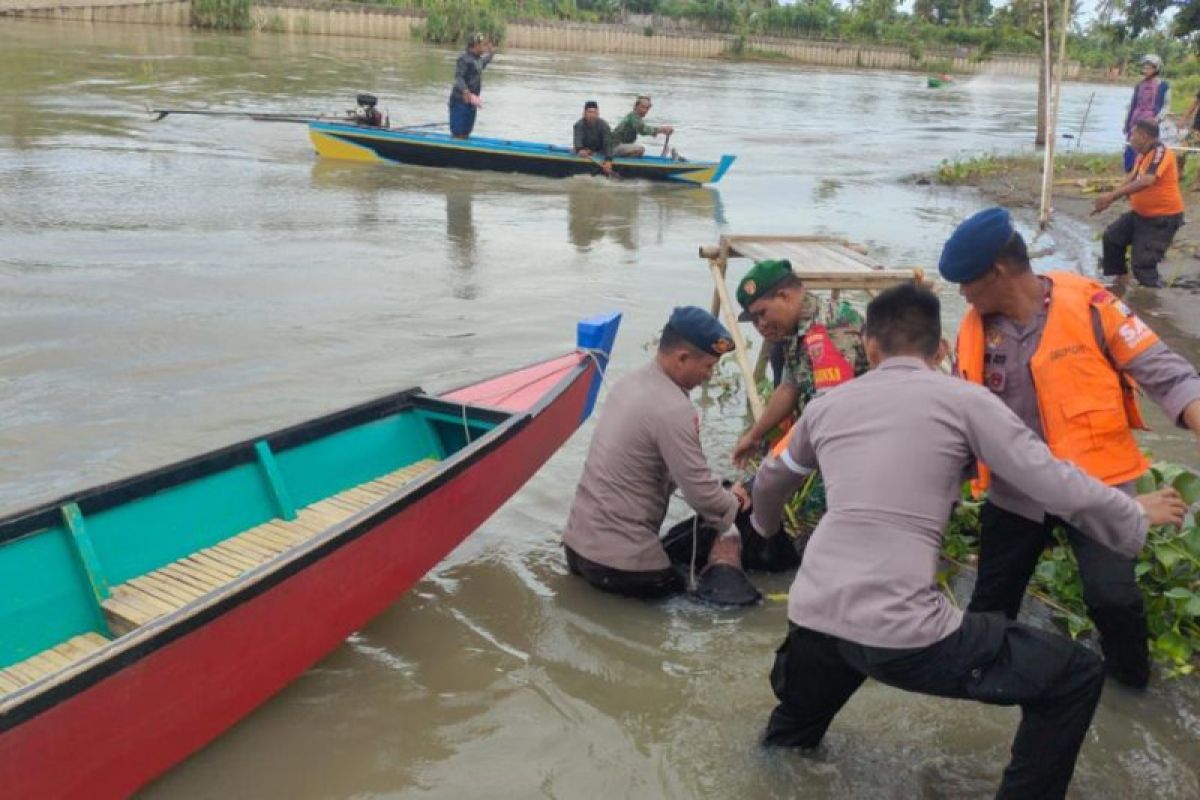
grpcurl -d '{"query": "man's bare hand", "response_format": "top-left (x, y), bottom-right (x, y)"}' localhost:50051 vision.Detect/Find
top-left (1092, 192), bottom-right (1115, 215)
top-left (732, 433), bottom-right (759, 467)
top-left (1136, 487), bottom-right (1189, 527)
top-left (731, 482), bottom-right (752, 511)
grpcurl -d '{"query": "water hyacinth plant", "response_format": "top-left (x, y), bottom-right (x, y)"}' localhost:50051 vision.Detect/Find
top-left (943, 462), bottom-right (1200, 677)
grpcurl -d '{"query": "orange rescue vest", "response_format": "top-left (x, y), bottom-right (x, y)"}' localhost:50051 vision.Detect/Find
top-left (956, 271), bottom-right (1151, 492)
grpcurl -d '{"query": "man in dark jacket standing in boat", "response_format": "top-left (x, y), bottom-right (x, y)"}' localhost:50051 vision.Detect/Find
top-left (573, 100), bottom-right (614, 177)
top-left (562, 307), bottom-right (762, 603)
top-left (449, 33), bottom-right (495, 139)
top-left (940, 206), bottom-right (1200, 688)
top-left (751, 282), bottom-right (1187, 799)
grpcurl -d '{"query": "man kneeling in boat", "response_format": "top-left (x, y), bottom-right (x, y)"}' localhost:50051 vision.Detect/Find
top-left (562, 307), bottom-right (789, 605)
top-left (750, 283), bottom-right (1187, 798)
top-left (573, 100), bottom-right (614, 177)
top-left (612, 95), bottom-right (674, 159)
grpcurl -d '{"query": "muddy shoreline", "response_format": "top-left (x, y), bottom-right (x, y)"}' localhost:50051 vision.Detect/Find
top-left (928, 153), bottom-right (1200, 341)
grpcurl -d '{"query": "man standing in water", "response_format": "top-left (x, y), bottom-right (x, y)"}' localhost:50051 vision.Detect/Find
top-left (612, 96), bottom-right (673, 158)
top-left (562, 307), bottom-right (761, 604)
top-left (449, 33), bottom-right (495, 139)
top-left (1095, 120), bottom-right (1186, 289)
top-left (941, 207), bottom-right (1200, 687)
top-left (573, 100), bottom-right (614, 177)
top-left (751, 283), bottom-right (1187, 798)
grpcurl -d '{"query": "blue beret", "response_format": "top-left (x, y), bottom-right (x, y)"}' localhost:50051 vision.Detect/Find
top-left (938, 207), bottom-right (1015, 284)
top-left (666, 306), bottom-right (735, 356)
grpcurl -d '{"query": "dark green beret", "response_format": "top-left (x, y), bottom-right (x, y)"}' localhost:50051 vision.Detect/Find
top-left (736, 260), bottom-right (794, 321)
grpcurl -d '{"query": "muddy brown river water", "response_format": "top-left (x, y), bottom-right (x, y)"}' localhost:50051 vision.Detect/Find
top-left (1, 17), bottom-right (1198, 798)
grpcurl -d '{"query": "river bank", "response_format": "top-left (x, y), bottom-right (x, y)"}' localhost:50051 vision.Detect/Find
top-left (0, 0), bottom-right (1075, 78)
top-left (928, 151), bottom-right (1200, 339)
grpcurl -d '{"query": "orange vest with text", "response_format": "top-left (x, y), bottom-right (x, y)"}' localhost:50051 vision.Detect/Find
top-left (956, 271), bottom-right (1153, 493)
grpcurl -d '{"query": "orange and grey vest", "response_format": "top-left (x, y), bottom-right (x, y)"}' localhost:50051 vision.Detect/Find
top-left (956, 271), bottom-right (1151, 492)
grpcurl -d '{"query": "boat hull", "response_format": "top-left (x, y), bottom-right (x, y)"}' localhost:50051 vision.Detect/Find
top-left (309, 122), bottom-right (736, 185)
top-left (0, 318), bottom-right (618, 798)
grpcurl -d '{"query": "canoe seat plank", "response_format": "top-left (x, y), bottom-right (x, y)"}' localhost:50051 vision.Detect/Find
top-left (100, 458), bottom-right (438, 635)
top-left (0, 633), bottom-right (110, 696)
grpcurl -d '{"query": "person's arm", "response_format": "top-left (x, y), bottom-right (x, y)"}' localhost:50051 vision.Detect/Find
top-left (733, 384), bottom-right (799, 465)
top-left (1093, 147), bottom-right (1163, 211)
top-left (658, 409), bottom-right (739, 530)
top-left (964, 386), bottom-right (1153, 556)
top-left (1157, 84), bottom-right (1171, 120)
top-left (601, 121), bottom-right (614, 161)
top-left (1098, 300), bottom-right (1200, 441)
top-left (750, 411), bottom-right (817, 537)
top-left (573, 121), bottom-right (586, 154)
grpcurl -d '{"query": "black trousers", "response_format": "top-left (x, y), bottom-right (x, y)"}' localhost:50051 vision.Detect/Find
top-left (565, 512), bottom-right (801, 600)
top-left (1101, 210), bottom-right (1184, 286)
top-left (564, 545), bottom-right (684, 599)
top-left (967, 501), bottom-right (1149, 687)
top-left (765, 613), bottom-right (1104, 800)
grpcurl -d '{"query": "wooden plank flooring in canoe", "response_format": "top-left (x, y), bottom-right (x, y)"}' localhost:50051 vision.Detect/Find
top-left (102, 458), bottom-right (438, 636)
top-left (0, 633), bottom-right (110, 695)
top-left (0, 459), bottom-right (438, 697)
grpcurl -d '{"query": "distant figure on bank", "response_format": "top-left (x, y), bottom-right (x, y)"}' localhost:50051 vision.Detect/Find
top-left (449, 33), bottom-right (495, 139)
top-left (750, 282), bottom-right (1187, 799)
top-left (1094, 119), bottom-right (1185, 289)
top-left (1122, 54), bottom-right (1170, 173)
top-left (612, 95), bottom-right (674, 158)
top-left (562, 307), bottom-right (790, 606)
top-left (573, 100), bottom-right (614, 177)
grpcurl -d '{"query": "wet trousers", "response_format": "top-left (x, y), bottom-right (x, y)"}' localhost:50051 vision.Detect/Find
top-left (1101, 210), bottom-right (1184, 287)
top-left (564, 512), bottom-right (800, 600)
top-left (968, 501), bottom-right (1150, 687)
top-left (765, 613), bottom-right (1104, 800)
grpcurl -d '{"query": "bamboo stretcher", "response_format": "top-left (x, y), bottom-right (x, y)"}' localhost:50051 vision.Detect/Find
top-left (698, 234), bottom-right (925, 421)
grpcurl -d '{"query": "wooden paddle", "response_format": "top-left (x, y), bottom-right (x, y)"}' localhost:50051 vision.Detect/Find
top-left (660, 131), bottom-right (672, 158)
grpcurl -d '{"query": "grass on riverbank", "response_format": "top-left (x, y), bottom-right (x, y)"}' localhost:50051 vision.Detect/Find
top-left (934, 152), bottom-right (1123, 187)
top-left (191, 0), bottom-right (250, 29)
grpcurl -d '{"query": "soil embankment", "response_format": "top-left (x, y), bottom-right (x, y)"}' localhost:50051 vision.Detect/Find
top-left (929, 153), bottom-right (1200, 343)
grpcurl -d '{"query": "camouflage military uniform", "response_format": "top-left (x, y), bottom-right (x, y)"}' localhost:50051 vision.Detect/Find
top-left (773, 293), bottom-right (868, 532)
top-left (780, 293), bottom-right (869, 410)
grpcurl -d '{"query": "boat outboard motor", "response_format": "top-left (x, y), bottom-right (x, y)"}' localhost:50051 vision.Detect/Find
top-left (352, 93), bottom-right (385, 127)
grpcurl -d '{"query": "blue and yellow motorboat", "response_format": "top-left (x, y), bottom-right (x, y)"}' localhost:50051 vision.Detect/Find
top-left (308, 121), bottom-right (737, 185)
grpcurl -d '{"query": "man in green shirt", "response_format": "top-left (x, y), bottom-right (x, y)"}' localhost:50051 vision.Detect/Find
top-left (612, 95), bottom-right (674, 158)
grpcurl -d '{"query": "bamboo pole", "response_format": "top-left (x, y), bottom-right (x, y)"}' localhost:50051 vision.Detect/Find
top-left (1038, 0), bottom-right (1071, 229)
top-left (707, 254), bottom-right (765, 421)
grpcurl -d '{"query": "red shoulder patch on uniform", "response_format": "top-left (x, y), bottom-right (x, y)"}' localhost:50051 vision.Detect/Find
top-left (1090, 289), bottom-right (1114, 305)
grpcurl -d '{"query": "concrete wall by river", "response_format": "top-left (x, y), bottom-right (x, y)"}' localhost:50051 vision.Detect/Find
top-left (0, 0), bottom-right (1074, 78)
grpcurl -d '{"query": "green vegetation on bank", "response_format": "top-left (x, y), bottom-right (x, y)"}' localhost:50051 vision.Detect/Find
top-left (349, 0), bottom-right (1200, 77)
top-left (933, 152), bottom-right (1123, 186)
top-left (192, 0), bottom-right (250, 29)
top-left (945, 464), bottom-right (1200, 677)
